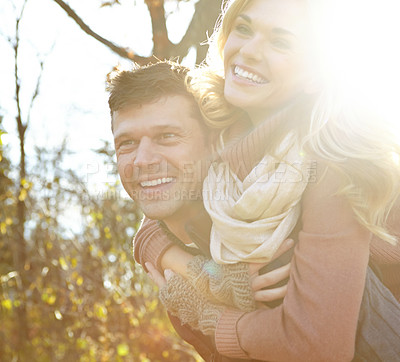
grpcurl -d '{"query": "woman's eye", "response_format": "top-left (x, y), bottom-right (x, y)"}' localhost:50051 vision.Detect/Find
top-left (234, 23), bottom-right (252, 36)
top-left (271, 38), bottom-right (292, 50)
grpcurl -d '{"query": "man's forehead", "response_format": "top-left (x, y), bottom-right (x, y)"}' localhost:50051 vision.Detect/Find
top-left (113, 95), bottom-right (204, 136)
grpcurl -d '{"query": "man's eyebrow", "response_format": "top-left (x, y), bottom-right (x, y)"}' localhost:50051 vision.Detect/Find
top-left (152, 125), bottom-right (183, 132)
top-left (114, 125), bottom-right (183, 140)
top-left (114, 132), bottom-right (132, 142)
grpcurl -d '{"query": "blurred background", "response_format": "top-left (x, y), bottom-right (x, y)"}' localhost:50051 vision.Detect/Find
top-left (0, 0), bottom-right (222, 360)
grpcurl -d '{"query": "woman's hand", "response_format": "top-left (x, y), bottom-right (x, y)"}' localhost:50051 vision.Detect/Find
top-left (248, 238), bottom-right (293, 303)
top-left (146, 262), bottom-right (224, 336)
top-left (250, 262), bottom-right (290, 302)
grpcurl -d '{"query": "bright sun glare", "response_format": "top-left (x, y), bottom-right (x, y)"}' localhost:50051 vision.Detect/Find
top-left (312, 0), bottom-right (400, 139)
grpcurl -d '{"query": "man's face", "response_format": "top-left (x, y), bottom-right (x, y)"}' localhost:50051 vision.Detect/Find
top-left (113, 95), bottom-right (210, 223)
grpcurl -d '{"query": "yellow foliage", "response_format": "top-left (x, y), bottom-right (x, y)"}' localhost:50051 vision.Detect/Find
top-left (59, 257), bottom-right (68, 270)
top-left (162, 351), bottom-right (169, 358)
top-left (129, 317), bottom-right (139, 327)
top-left (117, 344), bottom-right (129, 356)
top-left (77, 338), bottom-right (88, 349)
top-left (42, 290), bottom-right (56, 305)
top-left (1, 299), bottom-right (13, 310)
top-left (94, 303), bottom-right (108, 320)
top-left (18, 188), bottom-right (27, 201)
top-left (47, 295), bottom-right (57, 305)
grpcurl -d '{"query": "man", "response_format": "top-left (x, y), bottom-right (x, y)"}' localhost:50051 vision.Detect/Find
top-left (108, 61), bottom-right (224, 360)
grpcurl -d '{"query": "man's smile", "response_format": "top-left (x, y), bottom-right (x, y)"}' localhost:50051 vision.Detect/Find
top-left (140, 177), bottom-right (175, 188)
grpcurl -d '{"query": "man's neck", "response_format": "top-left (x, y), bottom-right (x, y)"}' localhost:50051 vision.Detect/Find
top-left (162, 201), bottom-right (204, 244)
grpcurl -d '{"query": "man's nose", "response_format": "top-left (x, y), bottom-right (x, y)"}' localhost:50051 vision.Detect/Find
top-left (133, 138), bottom-right (161, 168)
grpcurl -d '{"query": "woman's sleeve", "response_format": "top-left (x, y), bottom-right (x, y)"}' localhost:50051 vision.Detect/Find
top-left (214, 165), bottom-right (372, 362)
top-left (133, 217), bottom-right (174, 273)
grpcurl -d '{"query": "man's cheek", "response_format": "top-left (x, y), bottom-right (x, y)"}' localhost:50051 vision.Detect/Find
top-left (119, 162), bottom-right (135, 180)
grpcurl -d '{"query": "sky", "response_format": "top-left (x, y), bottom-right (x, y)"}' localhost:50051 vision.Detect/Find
top-left (0, 0), bottom-right (197, 234)
top-left (0, 0), bottom-right (196, 193)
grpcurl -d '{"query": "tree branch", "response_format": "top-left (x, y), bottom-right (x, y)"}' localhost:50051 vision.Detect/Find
top-left (51, 0), bottom-right (153, 64)
top-left (173, 0), bottom-right (223, 63)
top-left (145, 0), bottom-right (173, 57)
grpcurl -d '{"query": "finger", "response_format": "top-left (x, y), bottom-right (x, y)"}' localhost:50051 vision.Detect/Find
top-left (248, 239), bottom-right (294, 276)
top-left (248, 262), bottom-right (268, 276)
top-left (145, 262), bottom-right (167, 288)
top-left (164, 269), bottom-right (175, 281)
top-left (251, 262), bottom-right (291, 291)
top-left (270, 238), bottom-right (294, 262)
top-left (254, 285), bottom-right (288, 302)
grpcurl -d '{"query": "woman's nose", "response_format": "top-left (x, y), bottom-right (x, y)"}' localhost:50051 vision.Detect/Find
top-left (239, 35), bottom-right (264, 62)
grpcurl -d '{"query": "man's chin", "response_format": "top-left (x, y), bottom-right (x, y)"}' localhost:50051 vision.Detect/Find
top-left (139, 202), bottom-right (178, 221)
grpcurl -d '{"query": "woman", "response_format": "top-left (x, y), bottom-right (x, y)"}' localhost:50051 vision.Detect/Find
top-left (142, 0), bottom-right (400, 360)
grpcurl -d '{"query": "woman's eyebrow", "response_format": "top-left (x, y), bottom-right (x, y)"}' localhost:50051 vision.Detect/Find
top-left (271, 27), bottom-right (296, 38)
top-left (237, 14), bottom-right (296, 38)
top-left (237, 14), bottom-right (251, 23)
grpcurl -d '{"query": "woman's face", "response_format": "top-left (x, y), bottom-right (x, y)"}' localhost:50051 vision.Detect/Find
top-left (223, 0), bottom-right (312, 123)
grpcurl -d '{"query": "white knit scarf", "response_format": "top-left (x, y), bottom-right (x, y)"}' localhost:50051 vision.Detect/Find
top-left (203, 131), bottom-right (309, 264)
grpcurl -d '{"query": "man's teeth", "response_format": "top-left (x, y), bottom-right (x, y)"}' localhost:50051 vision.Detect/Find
top-left (140, 177), bottom-right (174, 187)
top-left (234, 66), bottom-right (267, 84)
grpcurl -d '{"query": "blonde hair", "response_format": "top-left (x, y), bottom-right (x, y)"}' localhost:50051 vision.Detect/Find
top-left (187, 0), bottom-right (250, 130)
top-left (306, 90), bottom-right (400, 244)
top-left (188, 0), bottom-right (400, 244)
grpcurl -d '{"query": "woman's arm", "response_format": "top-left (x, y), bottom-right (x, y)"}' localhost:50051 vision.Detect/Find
top-left (215, 166), bottom-right (371, 361)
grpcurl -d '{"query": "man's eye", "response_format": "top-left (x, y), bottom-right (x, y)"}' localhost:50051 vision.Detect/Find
top-left (119, 140), bottom-right (136, 148)
top-left (160, 133), bottom-right (177, 140)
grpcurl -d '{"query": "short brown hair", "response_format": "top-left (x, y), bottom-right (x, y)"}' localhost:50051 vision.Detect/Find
top-left (107, 61), bottom-right (202, 131)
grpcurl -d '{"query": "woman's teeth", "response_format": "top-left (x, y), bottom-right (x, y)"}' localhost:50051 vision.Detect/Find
top-left (234, 66), bottom-right (267, 84)
top-left (140, 177), bottom-right (174, 187)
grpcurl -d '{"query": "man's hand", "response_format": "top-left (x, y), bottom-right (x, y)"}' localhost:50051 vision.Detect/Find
top-left (146, 262), bottom-right (168, 288)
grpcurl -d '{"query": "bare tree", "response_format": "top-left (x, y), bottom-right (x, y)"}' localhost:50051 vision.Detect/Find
top-left (8, 0), bottom-right (45, 353)
top-left (51, 0), bottom-right (223, 64)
